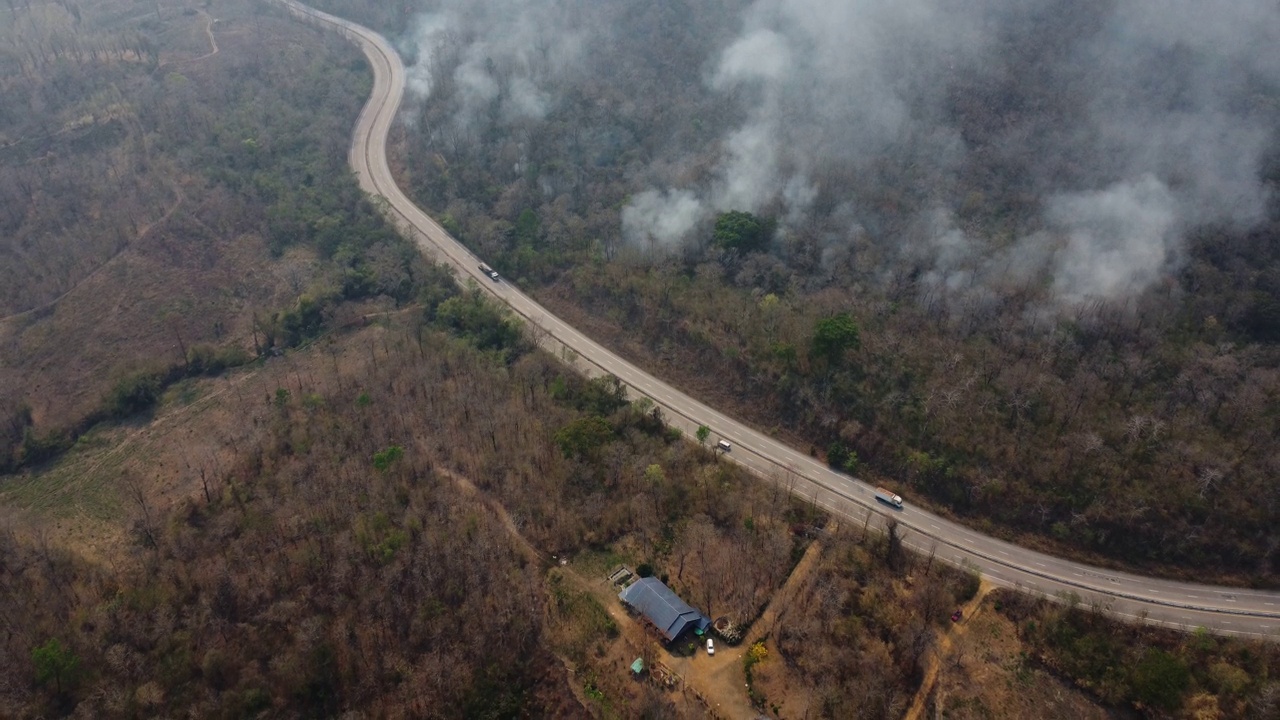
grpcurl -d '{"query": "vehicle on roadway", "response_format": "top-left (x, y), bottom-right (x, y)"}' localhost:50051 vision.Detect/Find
top-left (717, 439), bottom-right (732, 452)
top-left (874, 487), bottom-right (903, 509)
top-left (294, 0), bottom-right (1280, 637)
top-left (951, 608), bottom-right (963, 623)
top-left (477, 263), bottom-right (500, 281)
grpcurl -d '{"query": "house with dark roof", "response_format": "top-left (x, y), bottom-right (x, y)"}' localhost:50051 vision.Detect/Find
top-left (618, 577), bottom-right (711, 643)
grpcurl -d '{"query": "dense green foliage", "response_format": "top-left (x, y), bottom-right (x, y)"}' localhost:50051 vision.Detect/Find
top-left (553, 416), bottom-right (615, 460)
top-left (31, 639), bottom-right (80, 696)
top-left (810, 313), bottom-right (861, 368)
top-left (432, 286), bottom-right (526, 356)
top-left (713, 211), bottom-right (773, 254)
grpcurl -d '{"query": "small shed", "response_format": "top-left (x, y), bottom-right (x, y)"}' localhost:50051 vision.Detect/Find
top-left (630, 657), bottom-right (645, 675)
top-left (618, 577), bottom-right (711, 643)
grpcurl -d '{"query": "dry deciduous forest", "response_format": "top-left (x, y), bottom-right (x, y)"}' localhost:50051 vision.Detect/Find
top-left (351, 0), bottom-right (1280, 584)
top-left (3, 0), bottom-right (1280, 719)
top-left (0, 0), bottom-right (416, 473)
top-left (4, 308), bottom-right (1279, 718)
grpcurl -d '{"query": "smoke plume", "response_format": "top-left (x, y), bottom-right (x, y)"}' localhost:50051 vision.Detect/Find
top-left (397, 0), bottom-right (1280, 305)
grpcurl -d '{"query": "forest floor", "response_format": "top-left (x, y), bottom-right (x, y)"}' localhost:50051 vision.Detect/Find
top-left (925, 593), bottom-right (1123, 720)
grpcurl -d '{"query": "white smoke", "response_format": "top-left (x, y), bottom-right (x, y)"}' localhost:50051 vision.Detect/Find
top-left (711, 28), bottom-right (792, 87)
top-left (401, 13), bottom-right (452, 100)
top-left (1042, 176), bottom-right (1178, 303)
top-left (624, 0), bottom-right (993, 256)
top-left (398, 0), bottom-right (586, 131)
top-left (397, 0), bottom-right (1280, 306)
top-left (621, 190), bottom-right (708, 250)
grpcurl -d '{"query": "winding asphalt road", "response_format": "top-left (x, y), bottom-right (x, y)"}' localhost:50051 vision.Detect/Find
top-left (280, 0), bottom-right (1280, 639)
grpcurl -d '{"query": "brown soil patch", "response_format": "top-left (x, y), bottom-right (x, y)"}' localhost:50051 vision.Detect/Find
top-left (737, 534), bottom-right (828, 719)
top-left (904, 581), bottom-right (994, 720)
top-left (924, 593), bottom-right (1125, 720)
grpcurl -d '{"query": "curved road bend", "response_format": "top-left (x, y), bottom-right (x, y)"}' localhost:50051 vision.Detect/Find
top-left (279, 0), bottom-right (1280, 639)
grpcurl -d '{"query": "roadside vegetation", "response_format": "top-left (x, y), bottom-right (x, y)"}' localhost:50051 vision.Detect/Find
top-left (994, 590), bottom-right (1280, 718)
top-left (357, 0), bottom-right (1280, 584)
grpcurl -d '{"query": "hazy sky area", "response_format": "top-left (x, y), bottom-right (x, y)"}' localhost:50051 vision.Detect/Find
top-left (398, 0), bottom-right (1280, 306)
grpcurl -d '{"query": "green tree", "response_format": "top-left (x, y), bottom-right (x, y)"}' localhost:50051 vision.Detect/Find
top-left (643, 463), bottom-right (666, 486)
top-left (435, 290), bottom-right (524, 353)
top-left (827, 441), bottom-right (859, 473)
top-left (811, 313), bottom-right (860, 367)
top-left (554, 416), bottom-right (614, 460)
top-left (32, 638), bottom-right (79, 695)
top-left (713, 210), bottom-right (773, 253)
top-left (372, 445), bottom-right (404, 471)
top-left (1130, 648), bottom-right (1189, 711)
top-left (107, 371), bottom-right (163, 418)
top-left (280, 294), bottom-right (327, 347)
top-left (514, 208), bottom-right (540, 247)
top-left (696, 425), bottom-right (711, 444)
top-left (584, 375), bottom-right (629, 415)
top-left (827, 441), bottom-right (849, 469)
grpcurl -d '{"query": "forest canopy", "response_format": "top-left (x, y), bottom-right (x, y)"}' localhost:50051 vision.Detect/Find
top-left (316, 0), bottom-right (1280, 580)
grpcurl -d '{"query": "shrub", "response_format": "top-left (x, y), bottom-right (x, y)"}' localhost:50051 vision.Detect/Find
top-left (1131, 649), bottom-right (1190, 711)
top-left (372, 445), bottom-right (404, 471)
top-left (31, 638), bottom-right (79, 695)
top-left (106, 371), bottom-right (163, 418)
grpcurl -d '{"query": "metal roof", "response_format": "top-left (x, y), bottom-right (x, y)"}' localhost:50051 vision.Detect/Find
top-left (618, 577), bottom-right (711, 642)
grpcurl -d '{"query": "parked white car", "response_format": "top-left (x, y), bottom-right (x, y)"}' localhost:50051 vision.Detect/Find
top-left (706, 638), bottom-right (715, 656)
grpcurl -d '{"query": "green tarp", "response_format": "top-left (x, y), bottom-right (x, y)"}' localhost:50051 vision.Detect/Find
top-left (630, 657), bottom-right (644, 674)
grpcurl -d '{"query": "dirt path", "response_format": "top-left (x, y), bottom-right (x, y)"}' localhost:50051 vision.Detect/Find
top-left (751, 530), bottom-right (829, 643)
top-left (726, 531), bottom-right (830, 718)
top-left (902, 580), bottom-right (994, 720)
top-left (192, 11), bottom-right (220, 62)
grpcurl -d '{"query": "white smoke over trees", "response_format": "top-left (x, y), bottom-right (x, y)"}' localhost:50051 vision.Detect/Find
top-left (621, 189), bottom-right (707, 252)
top-left (391, 0), bottom-right (1279, 306)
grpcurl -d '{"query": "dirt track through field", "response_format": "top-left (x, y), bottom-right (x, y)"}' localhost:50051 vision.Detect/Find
top-left (903, 581), bottom-right (994, 720)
